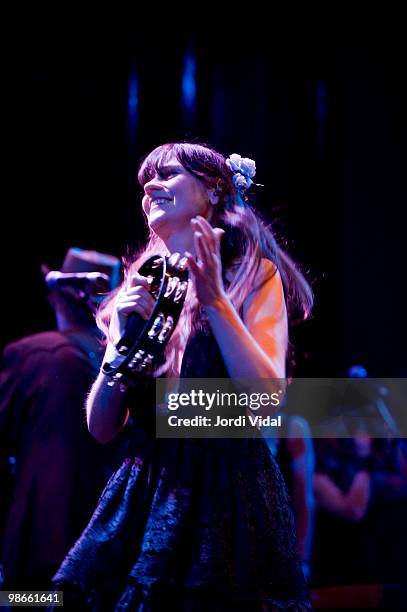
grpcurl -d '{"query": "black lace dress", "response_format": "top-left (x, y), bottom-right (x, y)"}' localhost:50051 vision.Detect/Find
top-left (51, 330), bottom-right (311, 611)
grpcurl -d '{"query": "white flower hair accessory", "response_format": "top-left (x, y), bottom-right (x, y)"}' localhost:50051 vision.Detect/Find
top-left (225, 153), bottom-right (263, 192)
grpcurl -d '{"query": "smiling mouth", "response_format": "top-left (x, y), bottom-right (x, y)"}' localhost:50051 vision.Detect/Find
top-left (150, 198), bottom-right (172, 209)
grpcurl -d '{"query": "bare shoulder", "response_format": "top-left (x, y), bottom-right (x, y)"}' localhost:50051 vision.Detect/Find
top-left (257, 257), bottom-right (279, 281)
top-left (242, 258), bottom-right (286, 320)
top-left (241, 259), bottom-right (288, 377)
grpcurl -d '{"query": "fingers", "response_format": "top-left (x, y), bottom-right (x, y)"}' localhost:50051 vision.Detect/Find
top-left (193, 231), bottom-right (209, 266)
top-left (124, 286), bottom-right (153, 299)
top-left (185, 251), bottom-right (199, 277)
top-left (117, 300), bottom-right (151, 321)
top-left (191, 217), bottom-right (224, 254)
top-left (212, 227), bottom-right (225, 245)
top-left (194, 216), bottom-right (224, 240)
top-left (116, 285), bottom-right (155, 321)
top-left (189, 218), bottom-right (224, 274)
top-left (185, 217), bottom-right (226, 307)
top-left (127, 272), bottom-right (151, 291)
top-left (191, 217), bottom-right (214, 251)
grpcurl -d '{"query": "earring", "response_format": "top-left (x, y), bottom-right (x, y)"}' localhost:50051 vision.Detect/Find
top-left (211, 180), bottom-right (222, 204)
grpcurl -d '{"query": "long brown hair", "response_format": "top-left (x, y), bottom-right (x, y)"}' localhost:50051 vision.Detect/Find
top-left (97, 142), bottom-right (313, 375)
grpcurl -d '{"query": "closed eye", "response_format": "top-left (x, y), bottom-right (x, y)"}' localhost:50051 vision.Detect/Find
top-left (159, 170), bottom-right (177, 179)
top-left (157, 164), bottom-right (182, 179)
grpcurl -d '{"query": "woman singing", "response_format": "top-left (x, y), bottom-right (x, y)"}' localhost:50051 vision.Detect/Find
top-left (52, 142), bottom-right (313, 611)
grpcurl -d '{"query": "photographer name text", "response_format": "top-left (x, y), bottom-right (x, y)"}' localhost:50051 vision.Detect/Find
top-left (167, 414), bottom-right (282, 428)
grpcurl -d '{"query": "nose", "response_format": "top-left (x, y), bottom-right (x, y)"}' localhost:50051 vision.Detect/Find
top-left (143, 177), bottom-right (171, 216)
top-left (144, 176), bottom-right (165, 198)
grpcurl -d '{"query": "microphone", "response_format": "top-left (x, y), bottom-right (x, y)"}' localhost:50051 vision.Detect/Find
top-left (45, 271), bottom-right (110, 292)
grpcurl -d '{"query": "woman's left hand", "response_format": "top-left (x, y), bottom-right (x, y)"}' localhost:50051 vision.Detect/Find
top-left (185, 216), bottom-right (226, 308)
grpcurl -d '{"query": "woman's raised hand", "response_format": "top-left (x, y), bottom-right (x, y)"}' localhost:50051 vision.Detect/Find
top-left (185, 216), bottom-right (226, 308)
top-left (108, 272), bottom-right (155, 345)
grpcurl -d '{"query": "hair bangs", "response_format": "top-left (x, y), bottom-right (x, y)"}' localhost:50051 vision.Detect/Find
top-left (137, 143), bottom-right (176, 186)
top-left (138, 142), bottom-right (230, 190)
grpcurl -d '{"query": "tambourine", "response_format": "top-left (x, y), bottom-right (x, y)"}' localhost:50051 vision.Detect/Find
top-left (102, 252), bottom-right (189, 386)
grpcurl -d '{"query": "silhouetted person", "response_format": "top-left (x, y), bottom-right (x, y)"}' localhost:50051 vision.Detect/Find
top-left (312, 366), bottom-right (407, 592)
top-left (0, 247), bottom-right (127, 589)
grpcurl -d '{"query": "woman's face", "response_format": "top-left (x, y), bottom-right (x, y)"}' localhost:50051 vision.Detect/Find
top-left (141, 153), bottom-right (212, 237)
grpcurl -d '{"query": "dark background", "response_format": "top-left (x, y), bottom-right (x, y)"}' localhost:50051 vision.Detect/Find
top-left (2, 17), bottom-right (405, 376)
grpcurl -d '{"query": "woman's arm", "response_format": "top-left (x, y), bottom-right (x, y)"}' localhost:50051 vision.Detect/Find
top-left (204, 262), bottom-right (288, 379)
top-left (286, 417), bottom-right (315, 568)
top-left (87, 273), bottom-right (155, 443)
top-left (313, 471), bottom-right (371, 521)
top-left (86, 362), bottom-right (130, 444)
top-left (186, 216), bottom-right (288, 379)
